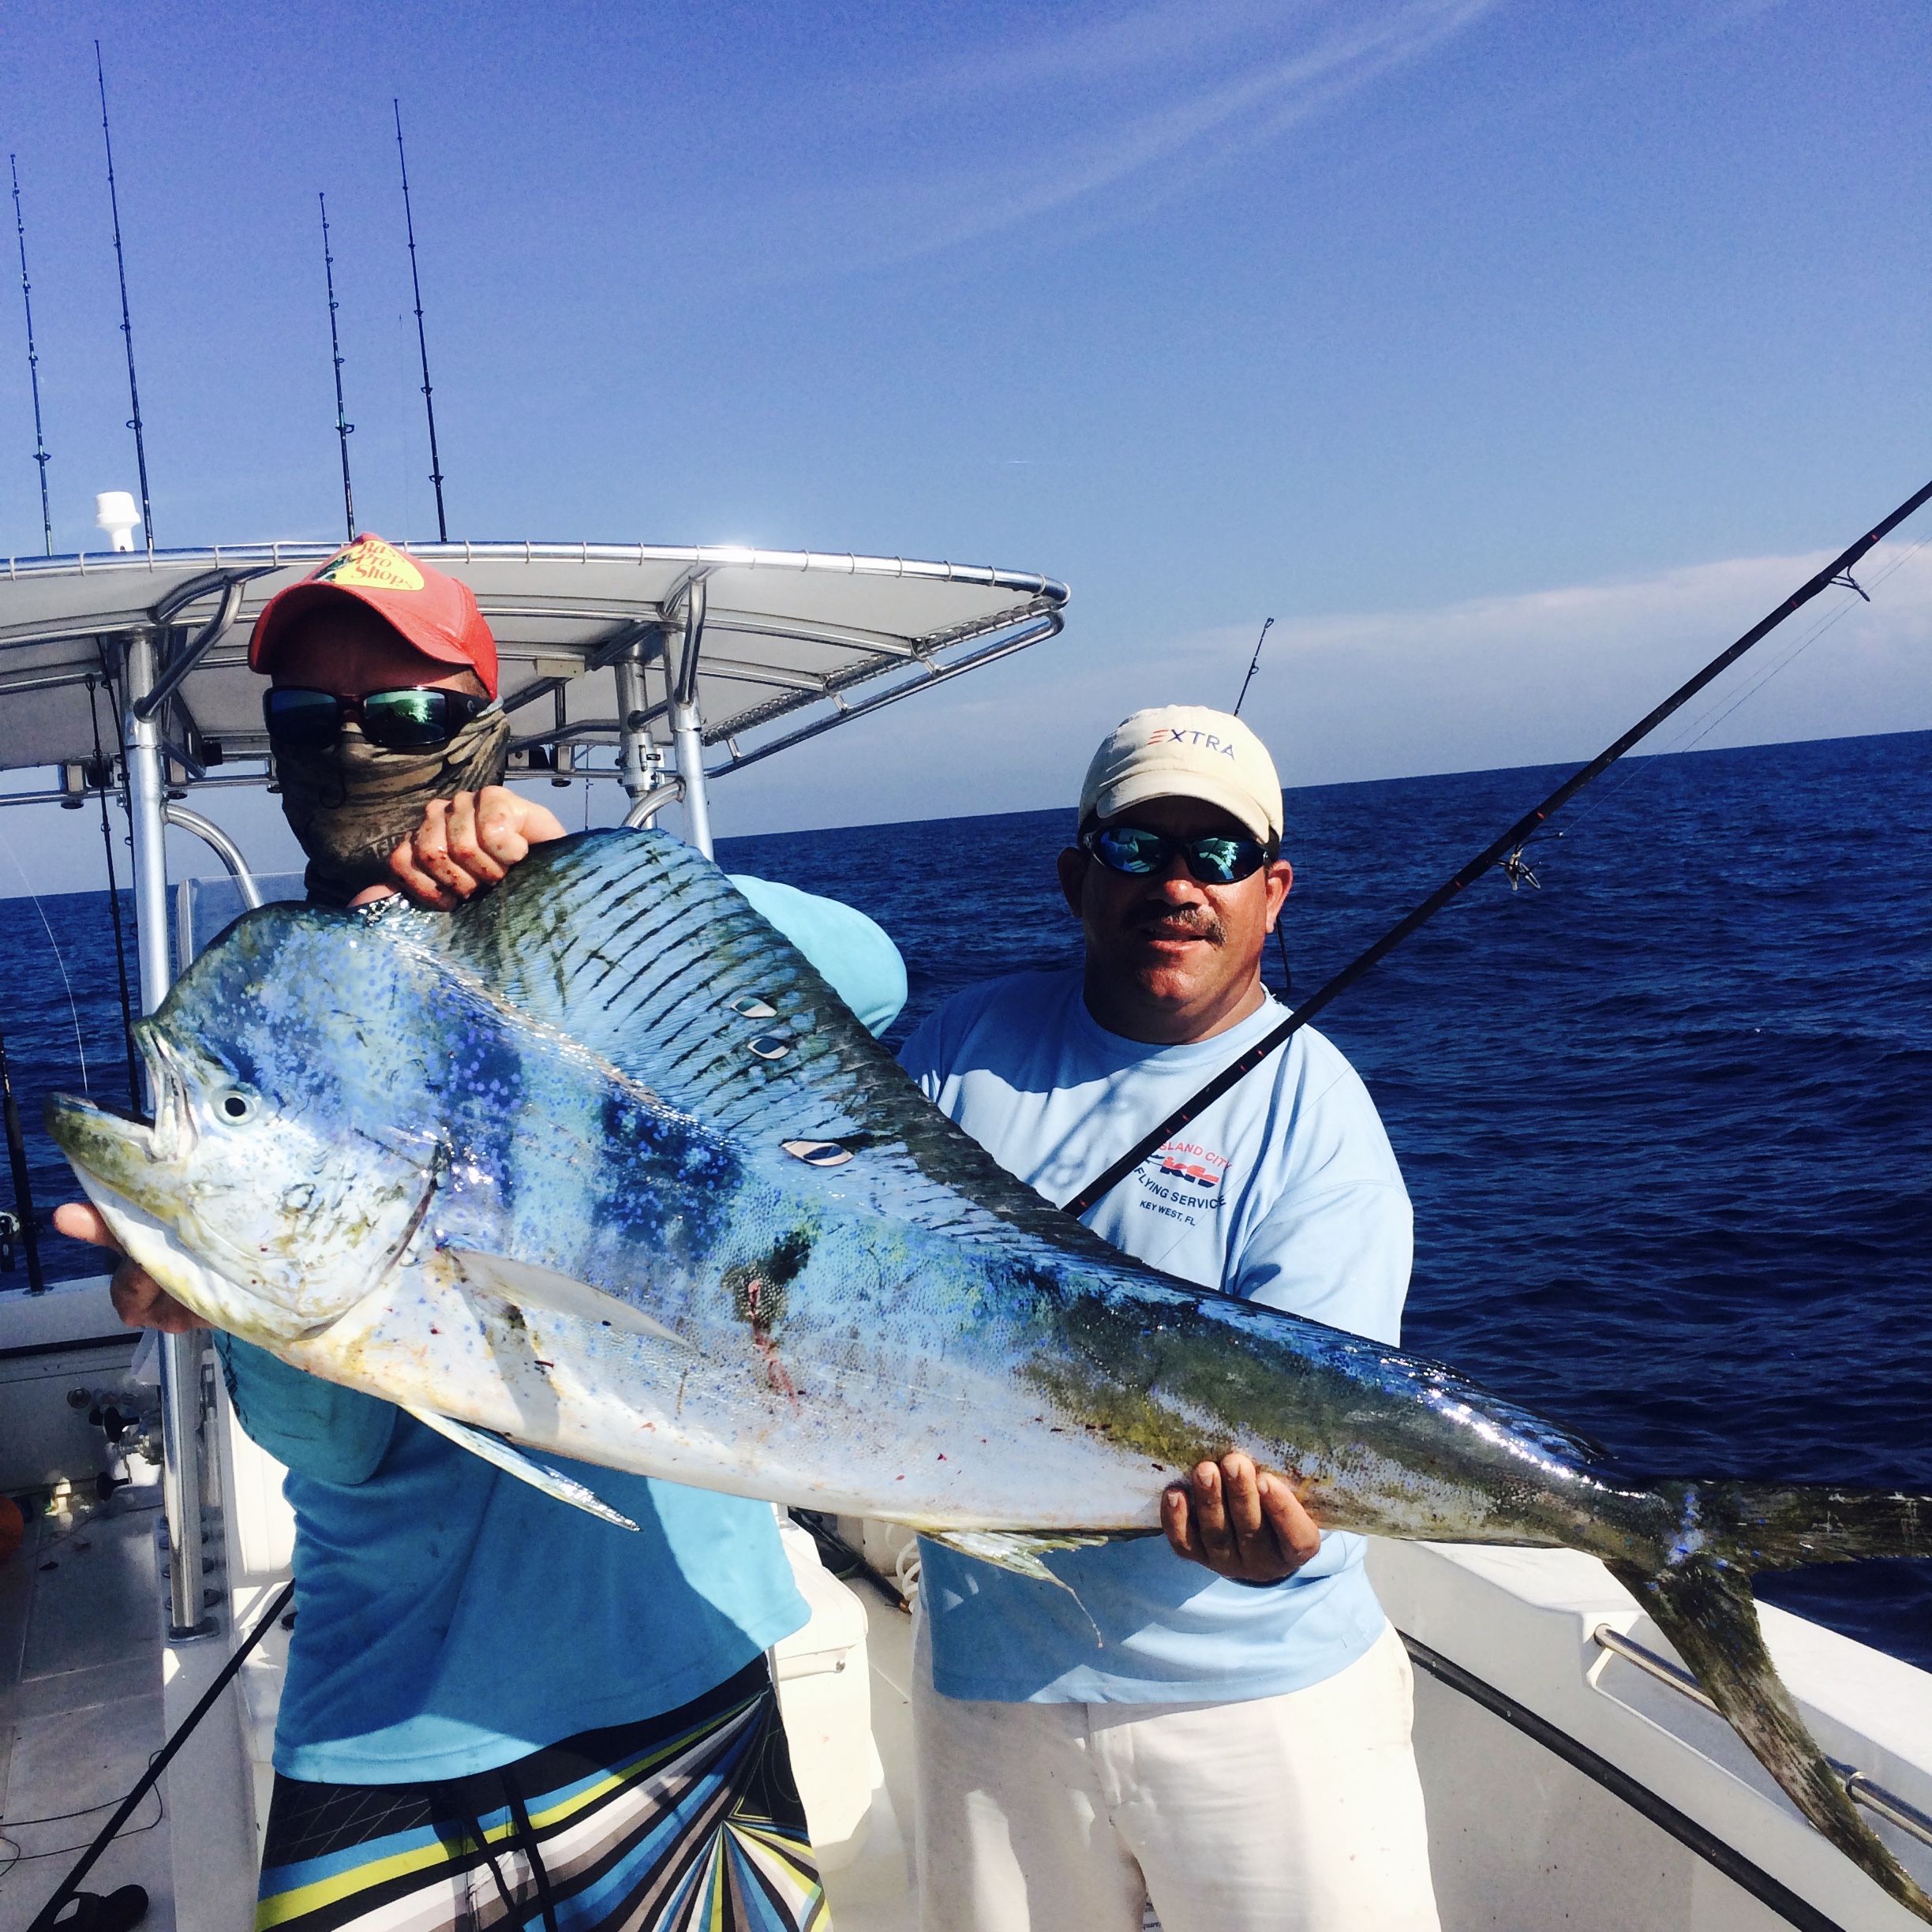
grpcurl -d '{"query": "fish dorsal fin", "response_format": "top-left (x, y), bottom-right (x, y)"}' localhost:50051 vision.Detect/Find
top-left (377, 830), bottom-right (1128, 1260)
top-left (404, 1405), bottom-right (639, 1530)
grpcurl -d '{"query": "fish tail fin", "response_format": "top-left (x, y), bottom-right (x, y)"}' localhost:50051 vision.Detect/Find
top-left (1608, 1544), bottom-right (1932, 1922)
top-left (1678, 1479), bottom-right (1932, 1574)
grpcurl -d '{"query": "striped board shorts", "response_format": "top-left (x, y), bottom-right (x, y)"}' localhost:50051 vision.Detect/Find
top-left (255, 1661), bottom-right (827, 1932)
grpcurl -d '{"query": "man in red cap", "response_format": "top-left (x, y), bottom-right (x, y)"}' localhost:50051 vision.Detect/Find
top-left (59, 534), bottom-right (909, 1931)
top-left (245, 534), bottom-right (516, 907)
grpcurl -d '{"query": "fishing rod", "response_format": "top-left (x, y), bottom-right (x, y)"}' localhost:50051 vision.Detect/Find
top-left (1233, 616), bottom-right (1274, 717)
top-left (320, 192), bottom-right (357, 542)
top-left (1230, 616), bottom-right (1291, 986)
top-left (9, 156), bottom-right (52, 556)
top-left (0, 1022), bottom-right (44, 1292)
top-left (95, 44), bottom-right (153, 553)
top-left (26, 1579), bottom-right (294, 1932)
top-left (1061, 472), bottom-right (1932, 1219)
top-left (393, 101), bottom-right (447, 541)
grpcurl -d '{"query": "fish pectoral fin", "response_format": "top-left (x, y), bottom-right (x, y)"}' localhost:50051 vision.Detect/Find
top-left (404, 1406), bottom-right (639, 1532)
top-left (445, 1248), bottom-right (697, 1352)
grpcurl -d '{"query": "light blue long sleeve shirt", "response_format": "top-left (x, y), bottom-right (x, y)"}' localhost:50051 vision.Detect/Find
top-left (900, 967), bottom-right (1412, 1705)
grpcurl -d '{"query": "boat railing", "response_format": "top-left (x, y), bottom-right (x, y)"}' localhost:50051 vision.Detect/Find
top-left (1592, 1623), bottom-right (1932, 1848)
top-left (165, 802), bottom-right (261, 910)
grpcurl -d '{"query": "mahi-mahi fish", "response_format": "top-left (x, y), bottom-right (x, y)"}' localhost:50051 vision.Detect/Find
top-left (47, 829), bottom-right (1932, 1919)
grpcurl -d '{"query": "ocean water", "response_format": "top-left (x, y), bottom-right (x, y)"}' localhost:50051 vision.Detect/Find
top-left (5, 729), bottom-right (1928, 1664)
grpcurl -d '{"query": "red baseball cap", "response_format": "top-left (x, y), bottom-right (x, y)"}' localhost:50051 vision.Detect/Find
top-left (249, 534), bottom-right (499, 698)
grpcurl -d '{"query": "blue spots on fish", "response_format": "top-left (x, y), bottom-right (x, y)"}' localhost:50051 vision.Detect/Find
top-left (592, 1084), bottom-right (743, 1268)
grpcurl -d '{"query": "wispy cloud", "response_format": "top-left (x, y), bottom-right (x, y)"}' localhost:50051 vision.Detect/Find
top-left (705, 542), bottom-right (1932, 838)
top-left (713, 0), bottom-right (1503, 280)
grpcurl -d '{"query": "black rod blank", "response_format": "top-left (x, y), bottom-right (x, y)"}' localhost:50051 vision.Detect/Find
top-left (95, 44), bottom-right (153, 552)
top-left (0, 1024), bottom-right (44, 1293)
top-left (1061, 473), bottom-right (1932, 1219)
top-left (87, 676), bottom-right (141, 1113)
top-left (1234, 616), bottom-right (1274, 718)
top-left (393, 101), bottom-right (447, 542)
top-left (320, 193), bottom-right (357, 542)
top-left (26, 1581), bottom-right (295, 1932)
top-left (9, 155), bottom-right (52, 556)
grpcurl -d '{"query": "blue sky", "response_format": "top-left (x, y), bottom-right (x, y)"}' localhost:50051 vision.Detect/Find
top-left (0, 0), bottom-right (1928, 890)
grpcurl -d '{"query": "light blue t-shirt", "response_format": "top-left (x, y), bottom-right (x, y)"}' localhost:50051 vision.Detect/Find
top-left (221, 873), bottom-right (907, 1784)
top-left (899, 967), bottom-right (1413, 1706)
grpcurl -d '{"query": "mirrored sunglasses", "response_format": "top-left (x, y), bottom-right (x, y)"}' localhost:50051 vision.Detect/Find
top-left (263, 686), bottom-right (496, 751)
top-left (1083, 824), bottom-right (1271, 885)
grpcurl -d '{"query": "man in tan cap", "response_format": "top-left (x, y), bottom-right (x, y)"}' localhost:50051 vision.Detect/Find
top-left (899, 706), bottom-right (1439, 1931)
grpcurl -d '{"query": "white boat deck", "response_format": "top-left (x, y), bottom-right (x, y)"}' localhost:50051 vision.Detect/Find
top-left (0, 1485), bottom-right (174, 1932)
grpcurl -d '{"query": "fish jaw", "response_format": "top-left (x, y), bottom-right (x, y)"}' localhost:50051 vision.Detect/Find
top-left (62, 1168), bottom-right (295, 1344)
top-left (47, 1022), bottom-right (438, 1344)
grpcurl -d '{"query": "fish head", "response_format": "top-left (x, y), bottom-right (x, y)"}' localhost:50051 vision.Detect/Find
top-left (47, 907), bottom-right (444, 1345)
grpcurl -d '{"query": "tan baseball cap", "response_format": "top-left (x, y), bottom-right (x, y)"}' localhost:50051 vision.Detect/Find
top-left (1078, 706), bottom-right (1283, 844)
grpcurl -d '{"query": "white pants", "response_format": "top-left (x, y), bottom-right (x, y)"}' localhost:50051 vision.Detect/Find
top-left (912, 1619), bottom-right (1440, 1932)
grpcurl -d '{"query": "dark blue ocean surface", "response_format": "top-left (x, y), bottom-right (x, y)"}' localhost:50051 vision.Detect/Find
top-left (5, 730), bottom-right (1928, 1664)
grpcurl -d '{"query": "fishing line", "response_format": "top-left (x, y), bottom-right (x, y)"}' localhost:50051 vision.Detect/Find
top-left (1675, 534), bottom-right (1932, 756)
top-left (0, 820), bottom-right (90, 1097)
top-left (1538, 586), bottom-right (1863, 848)
top-left (0, 1789), bottom-right (163, 1861)
top-left (1546, 532), bottom-right (1932, 853)
top-left (1061, 474), bottom-right (1932, 1219)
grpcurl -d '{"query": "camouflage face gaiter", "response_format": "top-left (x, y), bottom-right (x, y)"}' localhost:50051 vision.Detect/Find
top-left (275, 706), bottom-right (511, 907)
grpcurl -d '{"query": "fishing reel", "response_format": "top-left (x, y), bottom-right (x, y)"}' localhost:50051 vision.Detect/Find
top-left (66, 1381), bottom-right (163, 1499)
top-left (0, 1211), bottom-right (18, 1273)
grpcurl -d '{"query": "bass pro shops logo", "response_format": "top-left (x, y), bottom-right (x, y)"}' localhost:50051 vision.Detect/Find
top-left (314, 534), bottom-right (425, 595)
top-left (1148, 727), bottom-right (1237, 758)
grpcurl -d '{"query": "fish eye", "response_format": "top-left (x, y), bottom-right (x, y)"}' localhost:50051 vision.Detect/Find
top-left (218, 1091), bottom-right (254, 1121)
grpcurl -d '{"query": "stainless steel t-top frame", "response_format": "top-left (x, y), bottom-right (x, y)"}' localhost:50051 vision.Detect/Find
top-left (122, 626), bottom-right (217, 1639)
top-left (0, 539), bottom-right (1067, 1646)
top-left (671, 574), bottom-right (713, 857)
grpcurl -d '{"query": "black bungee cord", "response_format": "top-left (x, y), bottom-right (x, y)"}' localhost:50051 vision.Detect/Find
top-left (1061, 471), bottom-right (1932, 1219)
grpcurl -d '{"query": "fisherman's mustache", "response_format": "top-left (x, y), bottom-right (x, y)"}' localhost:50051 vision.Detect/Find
top-left (1132, 908), bottom-right (1226, 945)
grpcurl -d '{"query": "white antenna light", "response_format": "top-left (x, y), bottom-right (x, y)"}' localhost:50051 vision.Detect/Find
top-left (94, 489), bottom-right (139, 552)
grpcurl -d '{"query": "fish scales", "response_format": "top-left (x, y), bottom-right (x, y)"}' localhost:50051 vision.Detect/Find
top-left (46, 828), bottom-right (1932, 1920)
